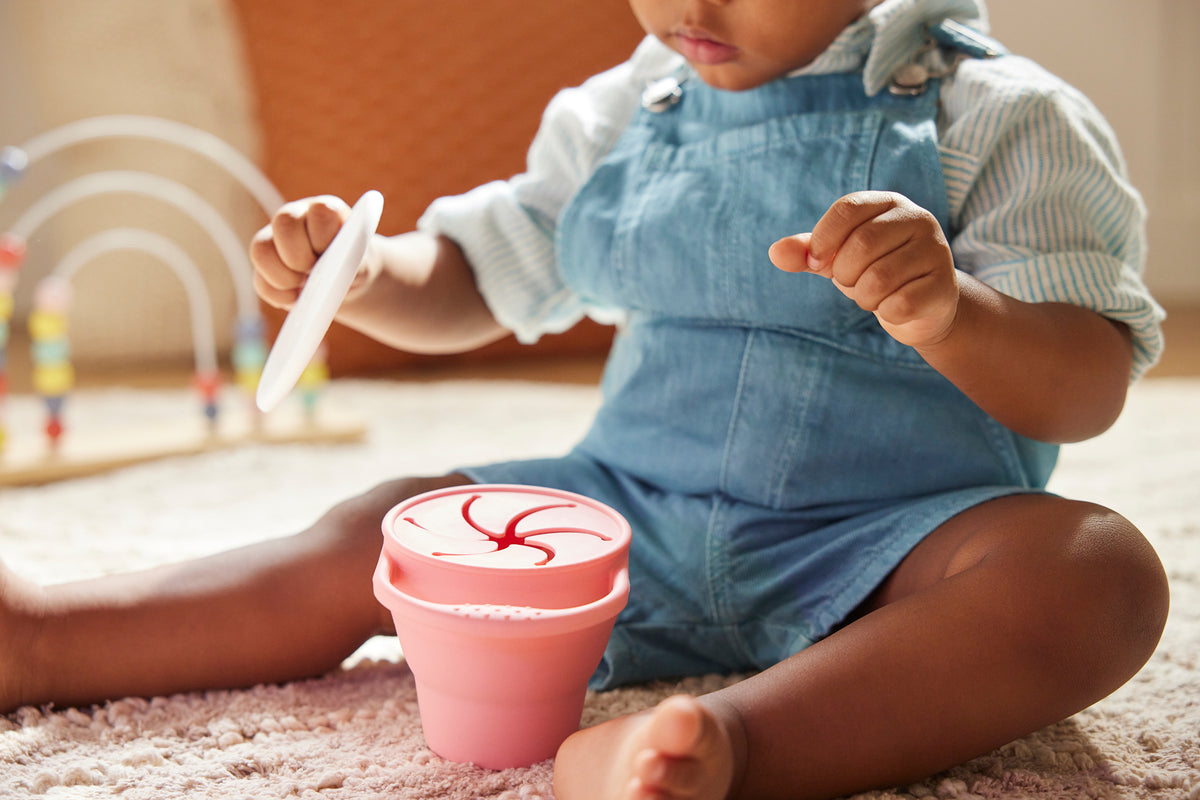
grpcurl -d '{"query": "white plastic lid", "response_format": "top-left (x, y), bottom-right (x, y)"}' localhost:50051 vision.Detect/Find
top-left (256, 190), bottom-right (384, 412)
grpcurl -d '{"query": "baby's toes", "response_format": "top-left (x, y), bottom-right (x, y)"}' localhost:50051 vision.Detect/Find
top-left (632, 748), bottom-right (705, 798)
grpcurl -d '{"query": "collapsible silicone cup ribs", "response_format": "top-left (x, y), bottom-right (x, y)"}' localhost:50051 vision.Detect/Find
top-left (373, 484), bottom-right (631, 768)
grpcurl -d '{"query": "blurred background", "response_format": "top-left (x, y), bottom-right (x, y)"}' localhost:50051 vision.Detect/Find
top-left (0, 0), bottom-right (1195, 385)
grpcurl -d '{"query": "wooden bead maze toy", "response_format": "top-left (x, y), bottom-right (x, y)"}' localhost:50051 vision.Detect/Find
top-left (0, 116), bottom-right (365, 487)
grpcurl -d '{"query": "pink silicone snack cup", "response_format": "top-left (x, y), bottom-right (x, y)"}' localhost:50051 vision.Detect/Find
top-left (373, 484), bottom-right (631, 769)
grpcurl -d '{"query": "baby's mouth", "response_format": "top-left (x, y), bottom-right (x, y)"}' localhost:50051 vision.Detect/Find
top-left (672, 27), bottom-right (740, 65)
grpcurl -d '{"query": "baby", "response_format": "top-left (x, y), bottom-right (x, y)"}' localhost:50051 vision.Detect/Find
top-left (1, 1), bottom-right (1169, 799)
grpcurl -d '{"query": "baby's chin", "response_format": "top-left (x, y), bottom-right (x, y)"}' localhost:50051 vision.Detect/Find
top-left (689, 65), bottom-right (787, 92)
top-left (682, 54), bottom-right (809, 92)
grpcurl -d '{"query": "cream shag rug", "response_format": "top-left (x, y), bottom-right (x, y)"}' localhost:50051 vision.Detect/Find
top-left (1, 377), bottom-right (1198, 799)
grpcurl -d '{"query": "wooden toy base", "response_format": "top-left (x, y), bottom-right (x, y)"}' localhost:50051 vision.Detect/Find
top-left (0, 402), bottom-right (366, 487)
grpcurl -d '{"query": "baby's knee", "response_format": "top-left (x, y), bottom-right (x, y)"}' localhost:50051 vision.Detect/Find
top-left (1091, 509), bottom-right (1168, 646)
top-left (1045, 502), bottom-right (1168, 671)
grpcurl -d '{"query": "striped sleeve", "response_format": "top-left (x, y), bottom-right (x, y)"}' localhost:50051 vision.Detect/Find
top-left (939, 55), bottom-right (1165, 380)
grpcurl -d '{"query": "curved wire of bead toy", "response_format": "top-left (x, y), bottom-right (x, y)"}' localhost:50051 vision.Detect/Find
top-left (0, 116), bottom-right (343, 452)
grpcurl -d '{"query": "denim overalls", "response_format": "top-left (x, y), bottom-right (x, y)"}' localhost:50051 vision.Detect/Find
top-left (467, 36), bottom-right (1056, 689)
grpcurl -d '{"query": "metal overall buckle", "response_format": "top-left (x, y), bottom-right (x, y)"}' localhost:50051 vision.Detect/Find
top-left (889, 19), bottom-right (1003, 96)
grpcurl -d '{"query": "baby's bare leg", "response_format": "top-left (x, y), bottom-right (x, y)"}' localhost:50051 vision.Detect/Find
top-left (1, 474), bottom-right (471, 713)
top-left (554, 494), bottom-right (1169, 800)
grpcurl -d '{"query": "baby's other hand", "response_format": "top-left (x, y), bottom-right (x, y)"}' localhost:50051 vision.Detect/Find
top-left (250, 195), bottom-right (351, 310)
top-left (769, 191), bottom-right (959, 349)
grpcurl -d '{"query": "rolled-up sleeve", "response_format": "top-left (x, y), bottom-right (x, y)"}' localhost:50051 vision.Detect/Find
top-left (940, 56), bottom-right (1165, 380)
top-left (418, 38), bottom-right (677, 344)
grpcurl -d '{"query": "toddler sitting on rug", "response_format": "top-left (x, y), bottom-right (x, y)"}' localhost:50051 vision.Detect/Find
top-left (0, 1), bottom-right (1170, 798)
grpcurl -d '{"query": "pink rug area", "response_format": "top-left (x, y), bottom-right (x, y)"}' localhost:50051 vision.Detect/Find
top-left (2, 378), bottom-right (1198, 798)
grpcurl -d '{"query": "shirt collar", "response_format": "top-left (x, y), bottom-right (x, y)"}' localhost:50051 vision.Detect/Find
top-left (789, 0), bottom-right (989, 95)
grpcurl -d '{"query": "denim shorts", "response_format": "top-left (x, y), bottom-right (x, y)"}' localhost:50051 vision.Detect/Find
top-left (464, 451), bottom-right (1031, 690)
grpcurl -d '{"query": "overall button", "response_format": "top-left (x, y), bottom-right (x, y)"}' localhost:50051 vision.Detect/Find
top-left (889, 63), bottom-right (930, 95)
top-left (642, 77), bottom-right (683, 112)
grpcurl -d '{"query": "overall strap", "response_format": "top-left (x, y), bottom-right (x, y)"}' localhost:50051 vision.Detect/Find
top-left (889, 19), bottom-right (1005, 96)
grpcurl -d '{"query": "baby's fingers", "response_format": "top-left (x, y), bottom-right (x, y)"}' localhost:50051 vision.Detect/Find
top-left (250, 225), bottom-right (298, 309)
top-left (253, 251), bottom-right (309, 311)
top-left (250, 196), bottom-right (351, 309)
top-left (768, 233), bottom-right (816, 273)
top-left (807, 191), bottom-right (909, 272)
top-left (771, 193), bottom-right (910, 280)
top-left (271, 195), bottom-right (350, 271)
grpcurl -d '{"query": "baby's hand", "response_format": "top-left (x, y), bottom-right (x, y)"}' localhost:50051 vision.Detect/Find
top-left (769, 191), bottom-right (959, 349)
top-left (250, 195), bottom-right (351, 310)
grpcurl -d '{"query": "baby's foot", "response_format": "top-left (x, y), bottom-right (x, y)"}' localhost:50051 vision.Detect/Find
top-left (0, 560), bottom-right (44, 713)
top-left (554, 694), bottom-right (738, 800)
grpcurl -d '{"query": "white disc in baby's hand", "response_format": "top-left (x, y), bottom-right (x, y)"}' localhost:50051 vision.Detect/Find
top-left (255, 190), bottom-right (384, 412)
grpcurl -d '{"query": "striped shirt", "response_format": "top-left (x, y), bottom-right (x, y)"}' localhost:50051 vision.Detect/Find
top-left (419, 0), bottom-right (1163, 379)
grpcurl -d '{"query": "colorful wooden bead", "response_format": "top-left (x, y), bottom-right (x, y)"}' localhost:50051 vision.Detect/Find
top-left (0, 233), bottom-right (27, 269)
top-left (0, 146), bottom-right (27, 183)
top-left (45, 416), bottom-right (64, 444)
top-left (28, 309), bottom-right (68, 340)
top-left (33, 275), bottom-right (72, 312)
top-left (193, 370), bottom-right (221, 399)
top-left (29, 277), bottom-right (74, 444)
top-left (192, 370), bottom-right (221, 425)
top-left (232, 317), bottom-right (266, 394)
top-left (297, 358), bottom-right (330, 390)
top-left (32, 337), bottom-right (70, 363)
top-left (33, 362), bottom-right (74, 397)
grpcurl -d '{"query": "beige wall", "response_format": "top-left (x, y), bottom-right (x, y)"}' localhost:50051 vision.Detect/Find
top-left (988, 0), bottom-right (1200, 304)
top-left (0, 0), bottom-right (262, 368)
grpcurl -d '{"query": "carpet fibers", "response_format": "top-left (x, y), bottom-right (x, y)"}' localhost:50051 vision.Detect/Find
top-left (1, 378), bottom-right (1197, 798)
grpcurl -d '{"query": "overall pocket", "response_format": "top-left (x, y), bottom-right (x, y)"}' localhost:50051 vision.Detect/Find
top-left (607, 109), bottom-right (892, 340)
